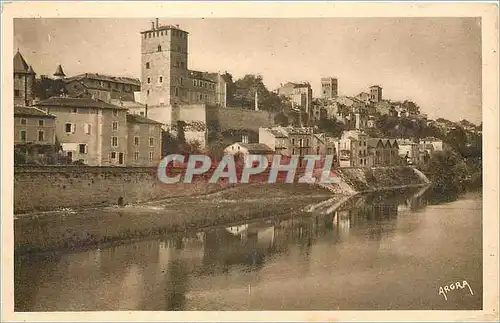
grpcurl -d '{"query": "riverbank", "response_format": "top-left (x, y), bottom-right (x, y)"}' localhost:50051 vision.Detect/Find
top-left (14, 167), bottom-right (430, 255)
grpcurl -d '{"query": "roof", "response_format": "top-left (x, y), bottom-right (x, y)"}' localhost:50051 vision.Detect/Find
top-left (264, 127), bottom-right (288, 138)
top-left (14, 106), bottom-right (56, 118)
top-left (54, 64), bottom-right (66, 77)
top-left (140, 24), bottom-right (189, 34)
top-left (35, 96), bottom-right (128, 110)
top-left (370, 85), bottom-right (382, 89)
top-left (14, 51), bottom-right (34, 74)
top-left (286, 126), bottom-right (314, 135)
top-left (65, 73), bottom-right (141, 86)
top-left (238, 143), bottom-right (273, 153)
top-left (110, 99), bottom-right (146, 109)
top-left (126, 114), bottom-right (162, 125)
top-left (188, 70), bottom-right (217, 83)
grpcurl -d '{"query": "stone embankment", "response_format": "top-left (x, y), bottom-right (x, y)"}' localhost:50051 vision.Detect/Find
top-left (13, 166), bottom-right (429, 255)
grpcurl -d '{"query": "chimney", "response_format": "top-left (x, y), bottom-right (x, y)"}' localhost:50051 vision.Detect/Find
top-left (156, 18), bottom-right (159, 29)
top-left (176, 24), bottom-right (179, 28)
top-left (151, 21), bottom-right (155, 30)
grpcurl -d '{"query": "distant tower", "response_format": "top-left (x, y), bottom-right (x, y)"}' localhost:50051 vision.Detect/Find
top-left (53, 64), bottom-right (66, 80)
top-left (369, 85), bottom-right (382, 103)
top-left (321, 77), bottom-right (338, 99)
top-left (13, 50), bottom-right (36, 106)
top-left (140, 18), bottom-right (189, 126)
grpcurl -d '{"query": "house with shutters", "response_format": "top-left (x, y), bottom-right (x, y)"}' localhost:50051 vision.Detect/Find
top-left (35, 96), bottom-right (130, 166)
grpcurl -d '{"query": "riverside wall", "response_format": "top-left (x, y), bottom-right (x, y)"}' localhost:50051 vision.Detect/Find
top-left (14, 165), bottom-right (429, 214)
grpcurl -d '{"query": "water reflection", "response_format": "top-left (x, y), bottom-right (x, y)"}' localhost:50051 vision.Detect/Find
top-left (15, 187), bottom-right (483, 311)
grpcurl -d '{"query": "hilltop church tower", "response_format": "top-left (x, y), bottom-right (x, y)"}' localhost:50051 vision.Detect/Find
top-left (140, 18), bottom-right (190, 125)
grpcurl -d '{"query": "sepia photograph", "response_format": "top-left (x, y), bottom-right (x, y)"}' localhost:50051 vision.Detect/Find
top-left (1, 1), bottom-right (498, 322)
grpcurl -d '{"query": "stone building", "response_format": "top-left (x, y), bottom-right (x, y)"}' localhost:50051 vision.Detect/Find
top-left (337, 130), bottom-right (368, 167)
top-left (13, 50), bottom-right (36, 106)
top-left (126, 114), bottom-right (163, 166)
top-left (14, 106), bottom-right (57, 165)
top-left (369, 85), bottom-right (383, 103)
top-left (397, 139), bottom-right (419, 165)
top-left (259, 127), bottom-right (290, 156)
top-left (14, 106), bottom-right (56, 146)
top-left (223, 142), bottom-right (274, 160)
top-left (35, 96), bottom-right (129, 166)
top-left (367, 138), bottom-right (400, 167)
top-left (320, 77), bottom-right (338, 99)
top-left (276, 82), bottom-right (313, 116)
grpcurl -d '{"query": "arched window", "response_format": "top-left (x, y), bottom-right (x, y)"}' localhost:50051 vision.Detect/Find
top-left (157, 45), bottom-right (162, 52)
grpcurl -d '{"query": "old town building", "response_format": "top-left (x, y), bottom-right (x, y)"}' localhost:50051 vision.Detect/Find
top-left (126, 114), bottom-right (163, 166)
top-left (13, 50), bottom-right (36, 106)
top-left (320, 77), bottom-right (338, 99)
top-left (35, 96), bottom-right (129, 166)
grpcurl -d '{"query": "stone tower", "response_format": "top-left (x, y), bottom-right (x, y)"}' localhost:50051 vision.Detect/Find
top-left (321, 77), bottom-right (338, 99)
top-left (369, 85), bottom-right (382, 103)
top-left (13, 50), bottom-right (36, 106)
top-left (140, 19), bottom-right (190, 126)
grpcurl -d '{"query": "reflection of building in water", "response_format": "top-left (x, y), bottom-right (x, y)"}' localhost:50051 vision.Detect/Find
top-left (225, 224), bottom-right (249, 239)
top-left (333, 210), bottom-right (351, 236)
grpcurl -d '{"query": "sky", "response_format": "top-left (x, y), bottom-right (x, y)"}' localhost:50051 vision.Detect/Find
top-left (14, 18), bottom-right (482, 124)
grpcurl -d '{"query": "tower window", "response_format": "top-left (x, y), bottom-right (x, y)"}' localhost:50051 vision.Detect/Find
top-left (158, 45), bottom-right (162, 52)
top-left (146, 62), bottom-right (150, 69)
top-left (147, 77), bottom-right (151, 84)
top-left (159, 76), bottom-right (163, 83)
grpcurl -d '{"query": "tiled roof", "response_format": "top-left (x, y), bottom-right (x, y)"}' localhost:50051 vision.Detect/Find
top-left (14, 106), bottom-right (56, 118)
top-left (239, 143), bottom-right (273, 153)
top-left (36, 96), bottom-right (128, 110)
top-left (66, 73), bottom-right (141, 86)
top-left (126, 114), bottom-right (162, 125)
top-left (110, 99), bottom-right (146, 109)
top-left (14, 51), bottom-right (33, 74)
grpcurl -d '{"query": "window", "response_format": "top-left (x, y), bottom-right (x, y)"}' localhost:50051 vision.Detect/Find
top-left (110, 152), bottom-right (116, 159)
top-left (20, 118), bottom-right (27, 125)
top-left (159, 76), bottom-right (163, 83)
top-left (180, 77), bottom-right (183, 85)
top-left (158, 45), bottom-right (162, 52)
top-left (146, 62), bottom-right (150, 69)
top-left (112, 136), bottom-right (118, 147)
top-left (140, 112), bottom-right (145, 116)
top-left (67, 151), bottom-right (73, 160)
top-left (175, 88), bottom-right (179, 96)
top-left (149, 152), bottom-right (154, 161)
top-left (112, 121), bottom-right (118, 131)
top-left (149, 137), bottom-right (154, 146)
top-left (38, 130), bottom-right (44, 142)
top-left (72, 108), bottom-right (78, 113)
top-left (65, 123), bottom-right (75, 134)
top-left (20, 130), bottom-right (26, 141)
top-left (79, 144), bottom-right (87, 154)
top-left (134, 136), bottom-right (139, 145)
top-left (160, 31), bottom-right (163, 36)
top-left (113, 109), bottom-right (118, 117)
top-left (134, 151), bottom-right (139, 161)
top-left (147, 90), bottom-right (150, 96)
top-left (292, 139), bottom-right (295, 145)
top-left (199, 94), bottom-right (202, 100)
top-left (84, 124), bottom-right (91, 135)
top-left (180, 61), bottom-right (185, 68)
top-left (193, 80), bottom-right (196, 86)
top-left (14, 89), bottom-right (20, 97)
top-left (147, 77), bottom-right (151, 84)
top-left (144, 33), bottom-right (147, 39)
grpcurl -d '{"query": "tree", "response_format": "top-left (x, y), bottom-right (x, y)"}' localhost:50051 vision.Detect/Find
top-left (232, 74), bottom-right (286, 112)
top-left (274, 111), bottom-right (289, 126)
top-left (317, 117), bottom-right (345, 137)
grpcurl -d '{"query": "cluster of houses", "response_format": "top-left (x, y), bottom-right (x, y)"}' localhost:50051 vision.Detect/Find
top-left (223, 126), bottom-right (444, 168)
top-left (13, 51), bottom-right (163, 166)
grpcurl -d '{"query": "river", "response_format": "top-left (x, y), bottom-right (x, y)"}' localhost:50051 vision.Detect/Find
top-left (15, 188), bottom-right (482, 311)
